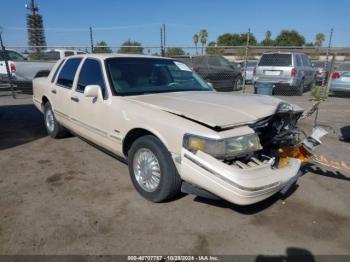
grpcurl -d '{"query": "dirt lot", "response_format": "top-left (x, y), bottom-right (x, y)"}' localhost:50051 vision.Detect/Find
top-left (0, 88), bottom-right (349, 257)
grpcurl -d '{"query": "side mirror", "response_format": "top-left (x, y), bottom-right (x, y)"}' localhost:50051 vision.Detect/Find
top-left (84, 85), bottom-right (102, 99)
top-left (207, 82), bottom-right (214, 88)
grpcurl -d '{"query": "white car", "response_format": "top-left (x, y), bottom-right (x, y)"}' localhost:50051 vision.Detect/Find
top-left (33, 54), bottom-right (323, 206)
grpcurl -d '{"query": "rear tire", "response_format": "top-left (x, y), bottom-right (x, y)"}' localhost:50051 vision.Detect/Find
top-left (296, 80), bottom-right (304, 96)
top-left (233, 76), bottom-right (243, 91)
top-left (128, 135), bottom-right (182, 203)
top-left (43, 102), bottom-right (68, 138)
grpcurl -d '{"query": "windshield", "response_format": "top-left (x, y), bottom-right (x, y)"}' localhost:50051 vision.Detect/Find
top-left (106, 58), bottom-right (212, 96)
top-left (246, 61), bottom-right (257, 68)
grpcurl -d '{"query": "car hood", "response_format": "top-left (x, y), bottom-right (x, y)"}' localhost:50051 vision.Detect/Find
top-left (125, 91), bottom-right (302, 129)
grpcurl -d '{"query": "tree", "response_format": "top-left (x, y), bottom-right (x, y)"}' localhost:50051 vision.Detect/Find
top-left (315, 33), bottom-right (325, 47)
top-left (261, 30), bottom-right (274, 46)
top-left (217, 33), bottom-right (257, 46)
top-left (118, 39), bottom-right (143, 54)
top-left (199, 29), bottom-right (208, 55)
top-left (193, 34), bottom-right (199, 55)
top-left (274, 30), bottom-right (305, 46)
top-left (166, 47), bottom-right (185, 57)
top-left (206, 41), bottom-right (224, 55)
top-left (26, 2), bottom-right (46, 59)
top-left (93, 41), bottom-right (112, 53)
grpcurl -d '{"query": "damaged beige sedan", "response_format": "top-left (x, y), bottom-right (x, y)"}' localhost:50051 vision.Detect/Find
top-left (33, 54), bottom-right (326, 205)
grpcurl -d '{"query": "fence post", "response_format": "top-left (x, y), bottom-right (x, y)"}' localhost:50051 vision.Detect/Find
top-left (242, 28), bottom-right (250, 93)
top-left (0, 28), bottom-right (16, 99)
top-left (322, 28), bottom-right (333, 87)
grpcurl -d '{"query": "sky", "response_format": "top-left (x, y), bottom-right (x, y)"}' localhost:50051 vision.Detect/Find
top-left (1, 0), bottom-right (349, 48)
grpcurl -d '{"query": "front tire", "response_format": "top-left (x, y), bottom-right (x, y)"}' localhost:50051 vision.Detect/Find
top-left (43, 102), bottom-right (68, 138)
top-left (128, 135), bottom-right (181, 202)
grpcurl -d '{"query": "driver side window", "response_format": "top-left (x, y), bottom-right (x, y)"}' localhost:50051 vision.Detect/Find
top-left (77, 58), bottom-right (106, 97)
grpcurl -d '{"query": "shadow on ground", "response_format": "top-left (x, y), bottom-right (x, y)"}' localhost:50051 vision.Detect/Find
top-left (340, 126), bottom-right (350, 143)
top-left (302, 163), bottom-right (350, 181)
top-left (0, 104), bottom-right (47, 150)
top-left (256, 247), bottom-right (316, 262)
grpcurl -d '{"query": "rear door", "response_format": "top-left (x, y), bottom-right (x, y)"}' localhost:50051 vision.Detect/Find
top-left (52, 57), bottom-right (82, 128)
top-left (301, 54), bottom-right (314, 84)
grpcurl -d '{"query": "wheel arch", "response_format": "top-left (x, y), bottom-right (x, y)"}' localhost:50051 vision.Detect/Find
top-left (122, 127), bottom-right (168, 157)
top-left (41, 95), bottom-right (51, 110)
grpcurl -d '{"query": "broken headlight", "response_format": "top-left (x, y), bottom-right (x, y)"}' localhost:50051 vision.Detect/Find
top-left (276, 102), bottom-right (293, 113)
top-left (183, 133), bottom-right (262, 159)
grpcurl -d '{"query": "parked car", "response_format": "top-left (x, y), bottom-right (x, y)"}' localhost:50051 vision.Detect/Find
top-left (254, 52), bottom-right (316, 95)
top-left (312, 60), bottom-right (329, 85)
top-left (33, 54), bottom-right (326, 206)
top-left (240, 60), bottom-right (257, 83)
top-left (173, 55), bottom-right (243, 91)
top-left (0, 49), bottom-right (87, 88)
top-left (329, 63), bottom-right (350, 95)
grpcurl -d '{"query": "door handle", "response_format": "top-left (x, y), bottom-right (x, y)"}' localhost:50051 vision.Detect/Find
top-left (70, 96), bottom-right (79, 102)
top-left (51, 89), bottom-right (57, 94)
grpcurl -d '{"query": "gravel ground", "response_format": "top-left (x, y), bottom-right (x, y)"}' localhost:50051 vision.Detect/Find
top-left (0, 88), bottom-right (349, 257)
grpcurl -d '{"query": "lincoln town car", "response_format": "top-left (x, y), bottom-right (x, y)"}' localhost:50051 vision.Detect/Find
top-left (33, 54), bottom-right (325, 205)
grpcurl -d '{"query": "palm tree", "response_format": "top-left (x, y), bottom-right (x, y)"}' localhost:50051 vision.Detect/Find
top-left (193, 34), bottom-right (199, 55)
top-left (199, 29), bottom-right (208, 55)
top-left (265, 30), bottom-right (272, 40)
top-left (315, 33), bottom-right (325, 47)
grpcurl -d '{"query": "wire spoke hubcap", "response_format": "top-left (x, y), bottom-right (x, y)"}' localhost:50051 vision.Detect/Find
top-left (133, 148), bottom-right (161, 192)
top-left (45, 109), bottom-right (55, 133)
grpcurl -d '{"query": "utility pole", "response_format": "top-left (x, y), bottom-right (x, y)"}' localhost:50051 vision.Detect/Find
top-left (89, 26), bottom-right (94, 53)
top-left (0, 27), bottom-right (16, 99)
top-left (163, 24), bottom-right (166, 56)
top-left (242, 28), bottom-right (250, 93)
top-left (322, 28), bottom-right (333, 87)
top-left (160, 26), bottom-right (164, 57)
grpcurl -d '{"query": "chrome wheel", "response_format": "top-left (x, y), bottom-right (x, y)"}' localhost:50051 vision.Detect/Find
top-left (45, 108), bottom-right (55, 133)
top-left (133, 148), bottom-right (161, 192)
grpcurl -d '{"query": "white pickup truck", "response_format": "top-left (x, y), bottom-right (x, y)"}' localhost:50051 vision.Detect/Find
top-left (0, 49), bottom-right (86, 87)
top-left (0, 58), bottom-right (15, 81)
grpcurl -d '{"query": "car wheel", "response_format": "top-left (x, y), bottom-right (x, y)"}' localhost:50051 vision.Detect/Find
top-left (233, 76), bottom-right (243, 91)
top-left (43, 102), bottom-right (68, 138)
top-left (296, 80), bottom-right (304, 96)
top-left (128, 135), bottom-right (182, 202)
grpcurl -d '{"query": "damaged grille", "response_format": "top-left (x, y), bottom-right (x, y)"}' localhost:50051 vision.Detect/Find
top-left (223, 155), bottom-right (275, 169)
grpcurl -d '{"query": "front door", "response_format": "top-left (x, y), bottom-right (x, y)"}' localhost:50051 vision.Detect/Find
top-left (69, 58), bottom-right (122, 153)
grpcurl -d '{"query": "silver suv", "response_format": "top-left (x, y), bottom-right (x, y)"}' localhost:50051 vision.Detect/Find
top-left (254, 52), bottom-right (316, 95)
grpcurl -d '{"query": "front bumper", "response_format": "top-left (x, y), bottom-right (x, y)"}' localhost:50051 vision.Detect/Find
top-left (180, 148), bottom-right (301, 205)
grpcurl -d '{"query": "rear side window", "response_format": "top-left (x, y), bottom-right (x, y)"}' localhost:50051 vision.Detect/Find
top-left (7, 51), bottom-right (26, 61)
top-left (295, 55), bottom-right (302, 66)
top-left (77, 59), bottom-right (106, 95)
top-left (51, 59), bottom-right (65, 83)
top-left (193, 56), bottom-right (207, 65)
top-left (56, 58), bottom-right (82, 88)
top-left (301, 55), bottom-right (311, 67)
top-left (258, 54), bottom-right (292, 66)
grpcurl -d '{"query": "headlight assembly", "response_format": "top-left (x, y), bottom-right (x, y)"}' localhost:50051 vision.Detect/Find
top-left (183, 133), bottom-right (262, 159)
top-left (276, 102), bottom-right (293, 113)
